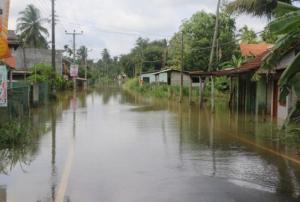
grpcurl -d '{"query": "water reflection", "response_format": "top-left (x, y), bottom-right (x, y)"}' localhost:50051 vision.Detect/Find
top-left (0, 185), bottom-right (6, 202)
top-left (123, 90), bottom-right (300, 199)
top-left (1, 88), bottom-right (300, 201)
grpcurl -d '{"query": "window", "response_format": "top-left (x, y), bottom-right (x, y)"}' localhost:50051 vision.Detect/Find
top-left (191, 77), bottom-right (200, 83)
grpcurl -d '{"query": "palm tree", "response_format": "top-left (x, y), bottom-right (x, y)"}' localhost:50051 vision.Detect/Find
top-left (77, 46), bottom-right (88, 65)
top-left (239, 26), bottom-right (258, 43)
top-left (225, 0), bottom-right (298, 18)
top-left (16, 4), bottom-right (49, 48)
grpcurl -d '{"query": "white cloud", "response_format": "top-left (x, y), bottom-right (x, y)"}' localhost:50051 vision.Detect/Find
top-left (9, 0), bottom-right (267, 60)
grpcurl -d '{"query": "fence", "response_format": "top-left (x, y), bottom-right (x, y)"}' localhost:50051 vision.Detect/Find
top-left (0, 81), bottom-right (49, 121)
top-left (38, 82), bottom-right (49, 105)
top-left (0, 82), bottom-right (30, 121)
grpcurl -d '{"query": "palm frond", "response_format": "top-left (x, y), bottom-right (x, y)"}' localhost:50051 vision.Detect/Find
top-left (269, 10), bottom-right (300, 34)
top-left (261, 30), bottom-right (300, 70)
top-left (278, 52), bottom-right (300, 102)
top-left (225, 0), bottom-right (277, 18)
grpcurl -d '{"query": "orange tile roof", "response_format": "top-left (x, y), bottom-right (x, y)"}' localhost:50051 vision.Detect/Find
top-left (190, 51), bottom-right (269, 77)
top-left (240, 43), bottom-right (273, 57)
top-left (2, 56), bottom-right (16, 69)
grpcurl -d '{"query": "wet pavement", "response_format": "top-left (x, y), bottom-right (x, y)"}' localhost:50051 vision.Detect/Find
top-left (1, 88), bottom-right (300, 202)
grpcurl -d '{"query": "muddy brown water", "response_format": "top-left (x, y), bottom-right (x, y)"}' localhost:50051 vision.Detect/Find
top-left (1, 87), bottom-right (300, 202)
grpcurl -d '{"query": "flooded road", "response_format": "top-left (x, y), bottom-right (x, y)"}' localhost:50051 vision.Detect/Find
top-left (1, 87), bottom-right (300, 202)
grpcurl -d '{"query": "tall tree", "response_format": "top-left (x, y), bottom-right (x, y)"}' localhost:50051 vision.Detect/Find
top-left (168, 11), bottom-right (237, 71)
top-left (17, 4), bottom-right (49, 48)
top-left (77, 46), bottom-right (88, 65)
top-left (239, 25), bottom-right (258, 43)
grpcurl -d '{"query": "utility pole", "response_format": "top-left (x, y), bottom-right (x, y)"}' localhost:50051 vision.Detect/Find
top-left (208, 0), bottom-right (221, 112)
top-left (51, 0), bottom-right (56, 94)
top-left (85, 47), bottom-right (87, 80)
top-left (65, 30), bottom-right (83, 90)
top-left (180, 31), bottom-right (184, 103)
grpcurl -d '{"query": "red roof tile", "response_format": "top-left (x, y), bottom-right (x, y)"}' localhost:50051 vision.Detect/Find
top-left (190, 51), bottom-right (269, 77)
top-left (240, 43), bottom-right (273, 57)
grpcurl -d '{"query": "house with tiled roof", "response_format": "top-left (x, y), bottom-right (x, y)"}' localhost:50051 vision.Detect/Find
top-left (190, 43), bottom-right (296, 123)
top-left (190, 45), bottom-right (272, 113)
top-left (240, 43), bottom-right (273, 57)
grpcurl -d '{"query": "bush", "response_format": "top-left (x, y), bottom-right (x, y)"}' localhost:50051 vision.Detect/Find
top-left (27, 63), bottom-right (72, 90)
top-left (0, 120), bottom-right (32, 147)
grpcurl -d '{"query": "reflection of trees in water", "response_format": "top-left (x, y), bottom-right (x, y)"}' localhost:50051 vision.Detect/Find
top-left (93, 87), bottom-right (120, 105)
top-left (0, 98), bottom-right (66, 175)
top-left (0, 120), bottom-right (41, 174)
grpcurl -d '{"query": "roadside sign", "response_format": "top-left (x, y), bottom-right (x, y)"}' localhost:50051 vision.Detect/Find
top-left (70, 64), bottom-right (78, 78)
top-left (0, 65), bottom-right (7, 107)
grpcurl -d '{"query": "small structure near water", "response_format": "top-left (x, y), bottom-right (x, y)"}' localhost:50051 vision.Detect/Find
top-left (140, 68), bottom-right (192, 86)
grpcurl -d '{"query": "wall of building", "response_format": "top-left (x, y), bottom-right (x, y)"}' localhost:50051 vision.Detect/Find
top-left (141, 73), bottom-right (156, 84)
top-left (158, 72), bottom-right (168, 84)
top-left (12, 48), bottom-right (63, 75)
top-left (170, 72), bottom-right (191, 86)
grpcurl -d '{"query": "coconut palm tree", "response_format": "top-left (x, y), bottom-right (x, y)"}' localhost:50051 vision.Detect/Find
top-left (226, 0), bottom-right (298, 18)
top-left (16, 4), bottom-right (49, 48)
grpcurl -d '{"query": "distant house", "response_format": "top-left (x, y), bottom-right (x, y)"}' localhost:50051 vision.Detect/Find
top-left (140, 71), bottom-right (157, 84)
top-left (154, 68), bottom-right (191, 86)
top-left (140, 68), bottom-right (192, 87)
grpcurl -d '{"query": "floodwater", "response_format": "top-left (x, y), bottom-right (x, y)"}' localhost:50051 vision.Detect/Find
top-left (1, 87), bottom-right (300, 202)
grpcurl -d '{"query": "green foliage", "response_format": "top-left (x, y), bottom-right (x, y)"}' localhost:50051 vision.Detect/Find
top-left (225, 0), bottom-right (298, 18)
top-left (17, 4), bottom-right (49, 48)
top-left (119, 38), bottom-right (167, 77)
top-left (215, 77), bottom-right (230, 92)
top-left (260, 28), bottom-right (278, 43)
top-left (239, 26), bottom-right (258, 44)
top-left (27, 63), bottom-right (72, 90)
top-left (123, 78), bottom-right (228, 99)
top-left (168, 11), bottom-right (237, 71)
top-left (220, 55), bottom-right (247, 69)
top-left (27, 63), bottom-right (54, 82)
top-left (97, 48), bottom-right (122, 79)
top-left (0, 120), bottom-right (32, 147)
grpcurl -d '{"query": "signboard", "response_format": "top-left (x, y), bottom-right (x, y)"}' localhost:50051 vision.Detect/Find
top-left (0, 65), bottom-right (7, 107)
top-left (0, 0), bottom-right (11, 59)
top-left (70, 64), bottom-right (78, 78)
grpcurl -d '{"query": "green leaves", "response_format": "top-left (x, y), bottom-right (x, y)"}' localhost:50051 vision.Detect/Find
top-left (168, 11), bottom-right (237, 71)
top-left (16, 4), bottom-right (49, 48)
top-left (269, 10), bottom-right (300, 34)
top-left (225, 0), bottom-right (277, 18)
top-left (261, 30), bottom-right (300, 70)
top-left (279, 51), bottom-right (300, 88)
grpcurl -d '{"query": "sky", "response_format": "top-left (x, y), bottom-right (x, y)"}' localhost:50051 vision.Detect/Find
top-left (8, 0), bottom-right (268, 61)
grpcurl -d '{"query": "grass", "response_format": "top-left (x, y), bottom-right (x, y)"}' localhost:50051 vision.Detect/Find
top-left (123, 78), bottom-right (230, 101)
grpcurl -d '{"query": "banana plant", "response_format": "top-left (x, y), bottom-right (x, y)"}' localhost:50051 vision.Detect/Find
top-left (262, 10), bottom-right (300, 125)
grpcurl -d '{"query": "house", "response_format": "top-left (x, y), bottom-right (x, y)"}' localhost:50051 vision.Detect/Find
top-left (257, 50), bottom-right (298, 122)
top-left (190, 43), bottom-right (297, 123)
top-left (140, 71), bottom-right (157, 84)
top-left (12, 48), bottom-right (64, 75)
top-left (140, 68), bottom-right (193, 86)
top-left (240, 43), bottom-right (273, 57)
top-left (154, 68), bottom-right (191, 86)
